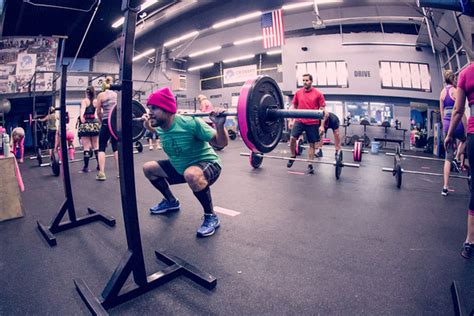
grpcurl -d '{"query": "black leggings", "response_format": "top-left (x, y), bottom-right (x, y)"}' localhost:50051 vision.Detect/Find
top-left (468, 134), bottom-right (474, 211)
top-left (98, 121), bottom-right (118, 152)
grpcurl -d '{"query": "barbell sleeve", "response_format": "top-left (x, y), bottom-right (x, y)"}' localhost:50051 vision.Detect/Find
top-left (382, 167), bottom-right (469, 180)
top-left (266, 109), bottom-right (324, 119)
top-left (386, 152), bottom-right (444, 162)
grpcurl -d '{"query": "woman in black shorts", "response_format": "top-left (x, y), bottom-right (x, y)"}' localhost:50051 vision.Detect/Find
top-left (78, 86), bottom-right (100, 173)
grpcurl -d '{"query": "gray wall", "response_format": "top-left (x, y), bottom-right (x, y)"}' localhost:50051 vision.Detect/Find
top-left (282, 33), bottom-right (443, 100)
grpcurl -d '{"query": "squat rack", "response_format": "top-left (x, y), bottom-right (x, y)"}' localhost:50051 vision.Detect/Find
top-left (74, 1), bottom-right (216, 314)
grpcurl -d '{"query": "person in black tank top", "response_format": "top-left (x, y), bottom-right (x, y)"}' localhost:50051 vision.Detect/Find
top-left (78, 86), bottom-right (101, 173)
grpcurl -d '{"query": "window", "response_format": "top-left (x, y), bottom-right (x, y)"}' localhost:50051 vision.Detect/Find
top-left (441, 49), bottom-right (449, 64)
top-left (325, 101), bottom-right (344, 122)
top-left (345, 102), bottom-right (368, 124)
top-left (458, 50), bottom-right (469, 70)
top-left (369, 102), bottom-right (394, 125)
top-left (451, 59), bottom-right (459, 73)
top-left (453, 31), bottom-right (462, 49)
top-left (447, 39), bottom-right (456, 57)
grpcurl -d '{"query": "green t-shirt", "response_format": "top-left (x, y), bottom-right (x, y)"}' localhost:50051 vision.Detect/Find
top-left (157, 115), bottom-right (221, 174)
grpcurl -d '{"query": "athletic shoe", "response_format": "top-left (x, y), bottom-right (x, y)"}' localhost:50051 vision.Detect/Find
top-left (197, 214), bottom-right (220, 237)
top-left (461, 242), bottom-right (473, 259)
top-left (452, 159), bottom-right (461, 173)
top-left (96, 172), bottom-right (106, 181)
top-left (150, 199), bottom-right (180, 214)
top-left (287, 156), bottom-right (296, 168)
top-left (149, 146), bottom-right (153, 151)
top-left (315, 149), bottom-right (323, 158)
top-left (79, 167), bottom-right (90, 173)
top-left (307, 164), bottom-right (314, 174)
top-left (441, 187), bottom-right (448, 196)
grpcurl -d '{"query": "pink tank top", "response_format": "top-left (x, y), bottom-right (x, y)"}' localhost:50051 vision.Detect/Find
top-left (459, 63), bottom-right (474, 133)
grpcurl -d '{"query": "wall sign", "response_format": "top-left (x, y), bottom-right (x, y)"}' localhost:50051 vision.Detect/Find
top-left (354, 70), bottom-right (371, 78)
top-left (223, 64), bottom-right (257, 85)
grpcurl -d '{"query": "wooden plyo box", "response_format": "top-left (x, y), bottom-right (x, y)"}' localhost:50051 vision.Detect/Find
top-left (0, 157), bottom-right (23, 222)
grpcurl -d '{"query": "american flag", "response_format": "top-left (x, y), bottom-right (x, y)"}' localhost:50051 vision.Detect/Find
top-left (261, 9), bottom-right (284, 49)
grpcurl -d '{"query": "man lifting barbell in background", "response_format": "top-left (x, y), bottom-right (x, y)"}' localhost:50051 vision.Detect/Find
top-left (142, 87), bottom-right (228, 238)
top-left (315, 109), bottom-right (341, 158)
top-left (287, 73), bottom-right (326, 174)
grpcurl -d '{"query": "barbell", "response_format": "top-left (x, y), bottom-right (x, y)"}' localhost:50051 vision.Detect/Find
top-left (302, 143), bottom-right (369, 162)
top-left (382, 147), bottom-right (471, 189)
top-left (24, 110), bottom-right (68, 127)
top-left (240, 151), bottom-right (360, 180)
top-left (108, 76), bottom-right (325, 154)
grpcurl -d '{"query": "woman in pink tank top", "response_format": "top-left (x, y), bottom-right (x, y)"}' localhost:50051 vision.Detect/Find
top-left (445, 61), bottom-right (474, 259)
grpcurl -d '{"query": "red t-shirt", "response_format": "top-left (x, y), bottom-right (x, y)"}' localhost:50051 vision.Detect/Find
top-left (292, 87), bottom-right (325, 125)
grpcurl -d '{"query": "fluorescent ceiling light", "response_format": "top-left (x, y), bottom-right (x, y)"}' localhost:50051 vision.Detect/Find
top-left (282, 2), bottom-right (312, 10)
top-left (112, 17), bottom-right (125, 28)
top-left (223, 54), bottom-right (254, 63)
top-left (188, 63), bottom-right (214, 71)
top-left (140, 0), bottom-right (158, 11)
top-left (133, 48), bottom-right (156, 61)
top-left (267, 50), bottom-right (282, 55)
top-left (112, 0), bottom-right (159, 28)
top-left (212, 11), bottom-right (262, 29)
top-left (315, 0), bottom-right (343, 3)
top-left (164, 30), bottom-right (200, 47)
top-left (233, 35), bottom-right (263, 46)
top-left (189, 46), bottom-right (222, 58)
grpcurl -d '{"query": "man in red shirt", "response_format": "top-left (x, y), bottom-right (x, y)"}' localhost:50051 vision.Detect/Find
top-left (288, 73), bottom-right (326, 174)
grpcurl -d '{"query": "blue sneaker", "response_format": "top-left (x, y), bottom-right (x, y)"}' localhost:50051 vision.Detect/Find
top-left (150, 199), bottom-right (180, 214)
top-left (197, 214), bottom-right (220, 237)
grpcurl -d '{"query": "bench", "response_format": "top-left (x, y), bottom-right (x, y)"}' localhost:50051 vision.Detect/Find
top-left (374, 137), bottom-right (404, 149)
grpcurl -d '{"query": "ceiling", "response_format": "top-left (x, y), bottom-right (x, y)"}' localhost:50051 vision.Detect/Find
top-left (1, 0), bottom-right (176, 58)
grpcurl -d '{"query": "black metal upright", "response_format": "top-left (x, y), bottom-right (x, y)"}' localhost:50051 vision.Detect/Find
top-left (74, 1), bottom-right (216, 314)
top-left (36, 64), bottom-right (116, 247)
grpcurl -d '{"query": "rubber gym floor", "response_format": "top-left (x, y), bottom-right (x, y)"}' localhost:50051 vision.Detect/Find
top-left (1, 140), bottom-right (473, 315)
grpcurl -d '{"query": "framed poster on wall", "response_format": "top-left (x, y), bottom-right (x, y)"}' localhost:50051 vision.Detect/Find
top-left (379, 61), bottom-right (431, 92)
top-left (295, 60), bottom-right (348, 88)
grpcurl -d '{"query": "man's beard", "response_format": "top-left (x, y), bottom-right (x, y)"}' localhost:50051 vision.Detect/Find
top-left (149, 117), bottom-right (165, 127)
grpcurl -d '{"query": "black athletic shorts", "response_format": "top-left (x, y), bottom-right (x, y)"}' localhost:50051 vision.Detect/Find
top-left (158, 159), bottom-right (221, 186)
top-left (98, 120), bottom-right (118, 152)
top-left (47, 130), bottom-right (56, 149)
top-left (325, 113), bottom-right (340, 132)
top-left (291, 121), bottom-right (320, 143)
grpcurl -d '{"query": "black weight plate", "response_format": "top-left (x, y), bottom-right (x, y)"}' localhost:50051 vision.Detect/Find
top-left (51, 152), bottom-right (60, 177)
top-left (135, 141), bottom-right (143, 153)
top-left (228, 129), bottom-right (237, 140)
top-left (395, 163), bottom-right (402, 188)
top-left (238, 76), bottom-right (284, 154)
top-left (250, 152), bottom-right (263, 169)
top-left (350, 135), bottom-right (359, 146)
top-left (109, 100), bottom-right (147, 142)
top-left (335, 151), bottom-right (343, 180)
